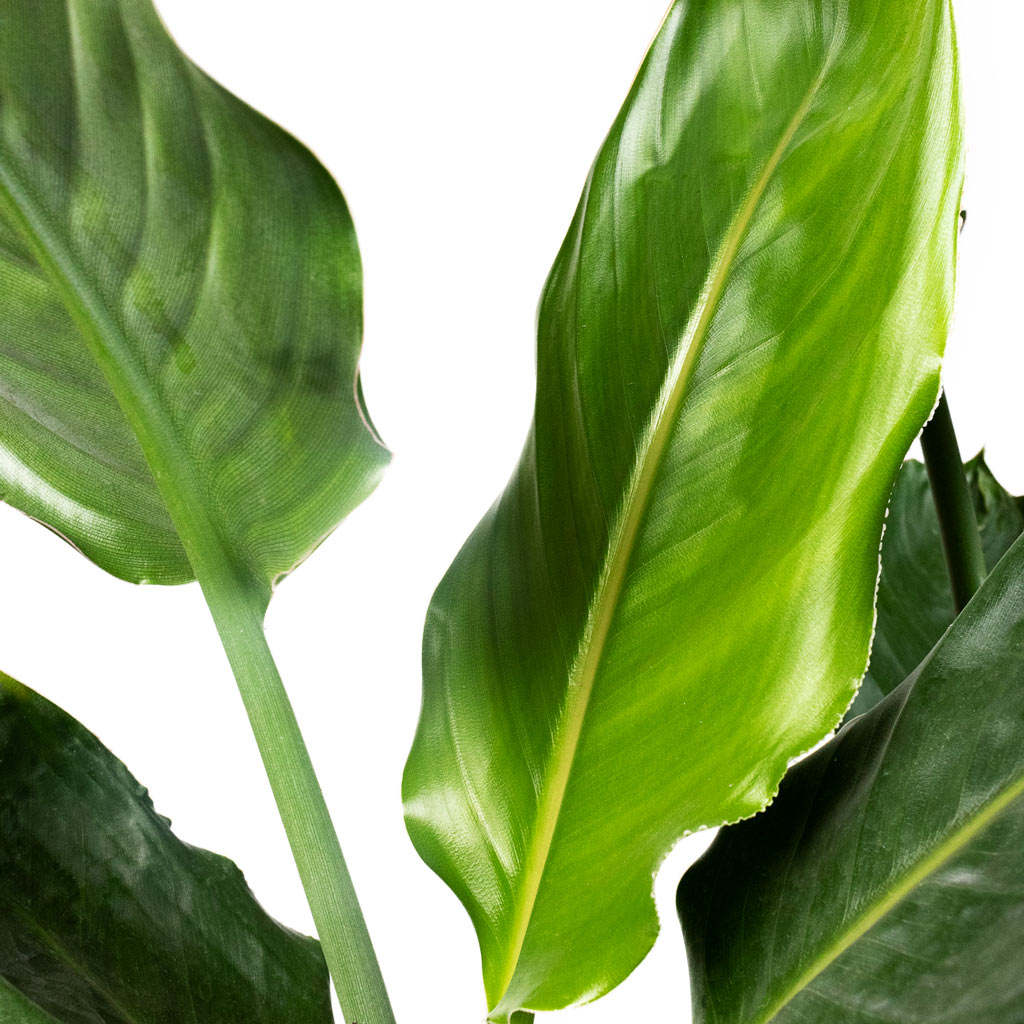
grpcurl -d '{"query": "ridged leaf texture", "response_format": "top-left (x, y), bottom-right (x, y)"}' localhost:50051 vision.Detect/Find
top-left (0, 673), bottom-right (332, 1023)
top-left (678, 530), bottom-right (1024, 1023)
top-left (403, 0), bottom-right (964, 1018)
top-left (0, 0), bottom-right (387, 597)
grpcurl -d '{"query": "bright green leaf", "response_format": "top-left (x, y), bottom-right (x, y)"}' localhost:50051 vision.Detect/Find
top-left (0, 0), bottom-right (387, 599)
top-left (0, 672), bottom-right (332, 1024)
top-left (403, 0), bottom-right (963, 1018)
top-left (677, 531), bottom-right (1024, 1024)
top-left (847, 454), bottom-right (1023, 717)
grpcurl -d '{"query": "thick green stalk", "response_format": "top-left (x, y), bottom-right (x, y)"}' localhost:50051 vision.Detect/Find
top-left (919, 391), bottom-right (987, 612)
top-left (203, 576), bottom-right (396, 1024)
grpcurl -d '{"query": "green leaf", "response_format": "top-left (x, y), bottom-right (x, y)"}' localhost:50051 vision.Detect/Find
top-left (0, 5), bottom-right (395, 1017)
top-left (848, 455), bottom-right (1023, 717)
top-left (677, 531), bottom-right (1024, 1024)
top-left (0, 976), bottom-right (63, 1024)
top-left (0, 0), bottom-right (387, 598)
top-left (0, 672), bottom-right (332, 1023)
top-left (403, 1), bottom-right (963, 1018)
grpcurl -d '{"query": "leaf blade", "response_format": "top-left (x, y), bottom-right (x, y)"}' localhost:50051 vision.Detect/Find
top-left (0, 672), bottom-right (333, 1024)
top-left (0, 976), bottom-right (64, 1024)
top-left (678, 531), bottom-right (1024, 1023)
top-left (0, 0), bottom-right (388, 593)
top-left (404, 0), bottom-right (964, 1017)
top-left (494, 77), bottom-right (831, 998)
top-left (848, 455), bottom-right (1024, 717)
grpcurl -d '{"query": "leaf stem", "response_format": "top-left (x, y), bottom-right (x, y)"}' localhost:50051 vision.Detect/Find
top-left (203, 574), bottom-right (396, 1024)
top-left (919, 391), bottom-right (986, 612)
top-left (0, 139), bottom-right (395, 1024)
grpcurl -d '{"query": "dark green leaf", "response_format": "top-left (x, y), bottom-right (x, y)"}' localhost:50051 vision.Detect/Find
top-left (0, 975), bottom-right (63, 1024)
top-left (0, 673), bottom-right (332, 1024)
top-left (0, 0), bottom-right (387, 598)
top-left (847, 454), bottom-right (1023, 717)
top-left (678, 532), bottom-right (1024, 1024)
top-left (403, 0), bottom-right (963, 1017)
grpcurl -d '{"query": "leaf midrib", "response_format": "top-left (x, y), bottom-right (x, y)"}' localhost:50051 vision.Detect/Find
top-left (0, 156), bottom-right (252, 601)
top-left (16, 911), bottom-right (138, 1024)
top-left (491, 69), bottom-right (828, 1013)
top-left (754, 768), bottom-right (1024, 1024)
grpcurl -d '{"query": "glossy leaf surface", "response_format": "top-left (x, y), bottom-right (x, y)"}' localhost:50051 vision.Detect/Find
top-left (403, 1), bottom-right (963, 1017)
top-left (678, 531), bottom-right (1024, 1024)
top-left (0, 0), bottom-right (387, 596)
top-left (0, 672), bottom-right (332, 1023)
top-left (849, 455), bottom-right (1023, 716)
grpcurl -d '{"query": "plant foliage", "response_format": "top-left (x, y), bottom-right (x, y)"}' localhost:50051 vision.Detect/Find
top-left (678, 524), bottom-right (1024, 1023)
top-left (0, 673), bottom-right (332, 1024)
top-left (850, 455), bottom-right (1023, 715)
top-left (404, 0), bottom-right (964, 1017)
top-left (0, 0), bottom-right (387, 602)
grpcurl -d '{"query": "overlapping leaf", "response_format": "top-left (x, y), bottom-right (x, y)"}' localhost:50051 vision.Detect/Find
top-left (0, 976), bottom-right (63, 1023)
top-left (678, 531), bottom-right (1024, 1024)
top-left (0, 673), bottom-right (332, 1023)
top-left (403, 0), bottom-right (964, 1018)
top-left (849, 455), bottom-right (1023, 716)
top-left (0, 0), bottom-right (387, 598)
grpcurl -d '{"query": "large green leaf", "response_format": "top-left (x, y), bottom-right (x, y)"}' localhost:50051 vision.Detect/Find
top-left (1, 6), bottom-right (396, 1016)
top-left (0, 0), bottom-right (387, 598)
top-left (677, 530), bottom-right (1024, 1024)
top-left (849, 455), bottom-right (1023, 716)
top-left (0, 672), bottom-right (332, 1023)
top-left (402, 1), bottom-right (963, 1018)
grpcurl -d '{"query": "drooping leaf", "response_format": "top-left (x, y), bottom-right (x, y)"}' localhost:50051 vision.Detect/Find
top-left (677, 531), bottom-right (1024, 1024)
top-left (848, 454), bottom-right (1023, 717)
top-left (402, 1), bottom-right (963, 1018)
top-left (0, 0), bottom-right (387, 599)
top-left (0, 672), bottom-right (332, 1024)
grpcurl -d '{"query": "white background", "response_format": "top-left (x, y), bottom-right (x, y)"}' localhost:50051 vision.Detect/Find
top-left (2, 2), bottom-right (1022, 1021)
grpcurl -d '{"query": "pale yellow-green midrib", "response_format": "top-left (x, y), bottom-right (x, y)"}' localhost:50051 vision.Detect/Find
top-left (754, 771), bottom-right (1024, 1024)
top-left (489, 70), bottom-right (827, 1017)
